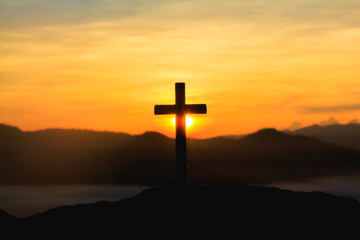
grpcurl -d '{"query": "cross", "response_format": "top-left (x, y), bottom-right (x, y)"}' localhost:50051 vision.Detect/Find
top-left (154, 82), bottom-right (207, 185)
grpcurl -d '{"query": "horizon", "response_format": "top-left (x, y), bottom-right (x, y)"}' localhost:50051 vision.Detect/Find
top-left (2, 118), bottom-right (359, 139)
top-left (2, 0), bottom-right (360, 138)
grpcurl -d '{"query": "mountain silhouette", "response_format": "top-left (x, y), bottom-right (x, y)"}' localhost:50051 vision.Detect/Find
top-left (1, 123), bottom-right (360, 185)
top-left (291, 123), bottom-right (360, 136)
top-left (189, 128), bottom-right (360, 183)
top-left (0, 123), bottom-right (22, 136)
top-left (290, 123), bottom-right (360, 150)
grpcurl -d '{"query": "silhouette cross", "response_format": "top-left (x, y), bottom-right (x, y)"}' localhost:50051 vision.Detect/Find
top-left (154, 82), bottom-right (207, 185)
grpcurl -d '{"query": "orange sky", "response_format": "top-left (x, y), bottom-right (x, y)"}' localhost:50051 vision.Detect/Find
top-left (1, 0), bottom-right (360, 138)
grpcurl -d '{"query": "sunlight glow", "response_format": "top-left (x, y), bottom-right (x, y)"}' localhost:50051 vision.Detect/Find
top-left (172, 116), bottom-right (194, 128)
top-left (3, 0), bottom-right (360, 138)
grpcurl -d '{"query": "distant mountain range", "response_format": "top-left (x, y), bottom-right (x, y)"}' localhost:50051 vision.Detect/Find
top-left (287, 123), bottom-right (360, 150)
top-left (224, 123), bottom-right (360, 150)
top-left (1, 123), bottom-right (360, 185)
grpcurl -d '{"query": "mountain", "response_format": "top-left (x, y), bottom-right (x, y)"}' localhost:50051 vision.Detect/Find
top-left (2, 184), bottom-right (360, 234)
top-left (0, 124), bottom-right (22, 136)
top-left (292, 123), bottom-right (360, 136)
top-left (0, 124), bottom-right (134, 184)
top-left (1, 123), bottom-right (360, 185)
top-left (290, 123), bottom-right (360, 150)
top-left (188, 128), bottom-right (360, 183)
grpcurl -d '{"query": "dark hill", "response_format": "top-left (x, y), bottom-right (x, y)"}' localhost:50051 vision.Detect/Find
top-left (1, 123), bottom-right (360, 185)
top-left (2, 184), bottom-right (359, 234)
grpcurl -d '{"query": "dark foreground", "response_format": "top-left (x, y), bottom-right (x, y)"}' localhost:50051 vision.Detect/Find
top-left (1, 183), bottom-right (359, 236)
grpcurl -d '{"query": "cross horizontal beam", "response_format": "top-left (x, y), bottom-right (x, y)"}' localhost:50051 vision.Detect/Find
top-left (154, 104), bottom-right (207, 115)
top-left (186, 104), bottom-right (207, 114)
top-left (154, 105), bottom-right (176, 115)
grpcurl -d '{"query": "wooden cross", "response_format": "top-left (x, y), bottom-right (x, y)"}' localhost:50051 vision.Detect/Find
top-left (154, 82), bottom-right (207, 185)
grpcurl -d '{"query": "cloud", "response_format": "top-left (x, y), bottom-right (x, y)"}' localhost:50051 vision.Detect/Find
top-left (2, 0), bottom-right (360, 30)
top-left (319, 117), bottom-right (339, 126)
top-left (0, 0), bottom-right (151, 29)
top-left (299, 104), bottom-right (360, 113)
top-left (287, 121), bottom-right (302, 131)
top-left (348, 118), bottom-right (359, 124)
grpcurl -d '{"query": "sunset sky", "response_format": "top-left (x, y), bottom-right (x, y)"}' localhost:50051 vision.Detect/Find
top-left (1, 0), bottom-right (360, 138)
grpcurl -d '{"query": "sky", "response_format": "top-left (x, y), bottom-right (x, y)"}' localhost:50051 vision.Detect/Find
top-left (1, 0), bottom-right (360, 138)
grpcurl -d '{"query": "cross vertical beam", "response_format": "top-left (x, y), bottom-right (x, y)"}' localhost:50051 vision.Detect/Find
top-left (154, 82), bottom-right (207, 185)
top-left (175, 83), bottom-right (187, 185)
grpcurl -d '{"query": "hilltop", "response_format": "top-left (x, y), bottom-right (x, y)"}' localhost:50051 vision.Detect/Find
top-left (1, 183), bottom-right (359, 235)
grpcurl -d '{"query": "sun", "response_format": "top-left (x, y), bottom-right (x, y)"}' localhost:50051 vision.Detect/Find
top-left (172, 116), bottom-right (194, 128)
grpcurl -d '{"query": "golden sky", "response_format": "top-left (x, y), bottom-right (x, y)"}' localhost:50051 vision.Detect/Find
top-left (1, 0), bottom-right (360, 138)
